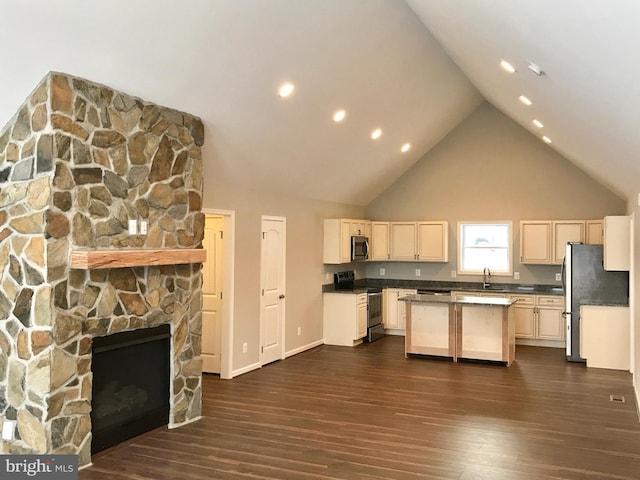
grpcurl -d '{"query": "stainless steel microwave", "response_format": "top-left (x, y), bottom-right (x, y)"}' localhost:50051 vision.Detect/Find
top-left (351, 235), bottom-right (369, 261)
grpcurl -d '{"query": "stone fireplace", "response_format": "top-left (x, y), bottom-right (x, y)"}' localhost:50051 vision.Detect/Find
top-left (0, 72), bottom-right (205, 466)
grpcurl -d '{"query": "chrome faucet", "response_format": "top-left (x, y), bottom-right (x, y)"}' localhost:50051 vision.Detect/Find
top-left (483, 267), bottom-right (491, 289)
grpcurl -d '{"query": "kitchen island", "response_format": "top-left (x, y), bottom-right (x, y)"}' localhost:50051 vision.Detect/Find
top-left (400, 294), bottom-right (517, 365)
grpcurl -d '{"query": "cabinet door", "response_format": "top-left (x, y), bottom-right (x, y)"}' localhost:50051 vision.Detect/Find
top-left (513, 305), bottom-right (535, 338)
top-left (510, 294), bottom-right (535, 338)
top-left (351, 220), bottom-right (371, 238)
top-left (520, 221), bottom-right (552, 264)
top-left (371, 222), bottom-right (390, 261)
top-left (416, 222), bottom-right (448, 262)
top-left (536, 296), bottom-right (564, 340)
top-left (537, 307), bottom-right (564, 340)
top-left (384, 289), bottom-right (400, 329)
top-left (604, 215), bottom-right (630, 271)
top-left (356, 295), bottom-right (368, 339)
top-left (553, 221), bottom-right (585, 264)
top-left (340, 220), bottom-right (352, 263)
top-left (390, 222), bottom-right (416, 260)
top-left (585, 220), bottom-right (603, 245)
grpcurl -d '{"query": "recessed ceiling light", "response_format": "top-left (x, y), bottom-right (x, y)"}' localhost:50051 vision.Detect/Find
top-left (278, 82), bottom-right (294, 98)
top-left (519, 95), bottom-right (532, 106)
top-left (371, 129), bottom-right (382, 140)
top-left (333, 109), bottom-right (346, 122)
top-left (401, 143), bottom-right (411, 153)
top-left (542, 136), bottom-right (552, 144)
top-left (500, 60), bottom-right (516, 73)
top-left (527, 62), bottom-right (545, 76)
top-left (533, 119), bottom-right (544, 128)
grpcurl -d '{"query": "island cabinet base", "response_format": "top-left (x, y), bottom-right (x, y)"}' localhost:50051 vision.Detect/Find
top-left (456, 304), bottom-right (515, 365)
top-left (403, 295), bottom-right (516, 366)
top-left (405, 303), bottom-right (455, 358)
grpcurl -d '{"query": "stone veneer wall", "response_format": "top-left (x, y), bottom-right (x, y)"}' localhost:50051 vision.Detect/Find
top-left (0, 72), bottom-right (205, 465)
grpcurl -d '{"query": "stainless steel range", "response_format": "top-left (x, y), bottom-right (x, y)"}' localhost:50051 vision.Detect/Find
top-left (333, 271), bottom-right (385, 342)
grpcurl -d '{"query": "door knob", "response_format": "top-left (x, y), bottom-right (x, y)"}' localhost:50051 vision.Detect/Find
top-left (279, 294), bottom-right (285, 299)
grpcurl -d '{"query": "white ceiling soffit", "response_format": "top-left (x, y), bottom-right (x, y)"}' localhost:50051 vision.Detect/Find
top-left (0, 0), bottom-right (481, 206)
top-left (406, 0), bottom-right (640, 201)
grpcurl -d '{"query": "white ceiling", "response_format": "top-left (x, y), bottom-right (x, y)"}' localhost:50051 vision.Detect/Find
top-left (0, 1), bottom-right (637, 205)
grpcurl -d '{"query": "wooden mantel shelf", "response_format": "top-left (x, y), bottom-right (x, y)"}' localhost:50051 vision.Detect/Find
top-left (70, 248), bottom-right (207, 269)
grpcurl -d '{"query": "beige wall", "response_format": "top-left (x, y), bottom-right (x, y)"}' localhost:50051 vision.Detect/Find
top-left (365, 102), bottom-right (626, 285)
top-left (630, 198), bottom-right (639, 409)
top-left (202, 174), bottom-right (364, 374)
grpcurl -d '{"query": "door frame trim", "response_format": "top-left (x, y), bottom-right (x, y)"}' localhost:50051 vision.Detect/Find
top-left (260, 215), bottom-right (286, 365)
top-left (203, 209), bottom-right (235, 379)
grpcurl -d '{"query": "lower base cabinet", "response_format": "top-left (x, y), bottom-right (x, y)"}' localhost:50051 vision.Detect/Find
top-left (509, 294), bottom-right (564, 341)
top-left (323, 292), bottom-right (367, 346)
top-left (384, 288), bottom-right (417, 331)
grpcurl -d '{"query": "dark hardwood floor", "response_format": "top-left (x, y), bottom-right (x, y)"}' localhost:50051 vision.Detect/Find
top-left (80, 336), bottom-right (640, 479)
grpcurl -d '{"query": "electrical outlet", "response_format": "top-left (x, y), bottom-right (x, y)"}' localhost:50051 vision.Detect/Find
top-left (514, 272), bottom-right (520, 280)
top-left (139, 220), bottom-right (148, 235)
top-left (326, 272), bottom-right (331, 281)
top-left (379, 268), bottom-right (385, 276)
top-left (297, 327), bottom-right (301, 336)
top-left (242, 342), bottom-right (248, 353)
top-left (2, 419), bottom-right (15, 441)
top-left (555, 273), bottom-right (562, 281)
top-left (451, 270), bottom-right (457, 278)
top-left (415, 268), bottom-right (421, 277)
top-left (128, 219), bottom-right (137, 235)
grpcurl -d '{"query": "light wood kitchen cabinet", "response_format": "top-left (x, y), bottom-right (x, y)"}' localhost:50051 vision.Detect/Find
top-left (323, 292), bottom-right (368, 346)
top-left (356, 295), bottom-right (368, 340)
top-left (510, 294), bottom-right (535, 338)
top-left (603, 215), bottom-right (630, 271)
top-left (323, 218), bottom-right (370, 264)
top-left (553, 221), bottom-right (585, 264)
top-left (417, 222), bottom-right (448, 262)
top-left (389, 221), bottom-right (448, 262)
top-left (370, 221), bottom-right (390, 260)
top-left (350, 220), bottom-right (371, 238)
top-left (384, 288), bottom-right (417, 331)
top-left (585, 220), bottom-right (603, 245)
top-left (520, 221), bottom-right (552, 264)
top-left (509, 294), bottom-right (564, 342)
top-left (390, 222), bottom-right (417, 260)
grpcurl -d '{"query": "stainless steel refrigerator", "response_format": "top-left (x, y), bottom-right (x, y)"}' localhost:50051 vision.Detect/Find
top-left (563, 243), bottom-right (629, 362)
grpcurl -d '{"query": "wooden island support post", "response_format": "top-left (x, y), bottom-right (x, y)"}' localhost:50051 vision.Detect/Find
top-left (400, 294), bottom-right (517, 365)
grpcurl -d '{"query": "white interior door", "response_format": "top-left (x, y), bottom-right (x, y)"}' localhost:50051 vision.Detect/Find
top-left (260, 216), bottom-right (286, 365)
top-left (202, 215), bottom-right (224, 373)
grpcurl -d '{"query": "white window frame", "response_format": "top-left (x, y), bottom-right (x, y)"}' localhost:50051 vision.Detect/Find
top-left (457, 221), bottom-right (513, 276)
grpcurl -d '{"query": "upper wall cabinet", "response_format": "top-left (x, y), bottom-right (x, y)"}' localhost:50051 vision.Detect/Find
top-left (585, 220), bottom-right (604, 245)
top-left (370, 222), bottom-right (391, 261)
top-left (521, 219), bottom-right (602, 265)
top-left (552, 221), bottom-right (585, 264)
top-left (603, 215), bottom-right (630, 271)
top-left (323, 218), bottom-right (371, 264)
top-left (389, 221), bottom-right (448, 262)
top-left (520, 221), bottom-right (552, 264)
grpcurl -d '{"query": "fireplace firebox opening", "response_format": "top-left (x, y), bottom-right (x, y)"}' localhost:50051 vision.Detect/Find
top-left (91, 324), bottom-right (171, 454)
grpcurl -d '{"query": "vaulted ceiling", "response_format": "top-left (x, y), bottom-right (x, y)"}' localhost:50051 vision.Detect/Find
top-left (1, 1), bottom-right (637, 206)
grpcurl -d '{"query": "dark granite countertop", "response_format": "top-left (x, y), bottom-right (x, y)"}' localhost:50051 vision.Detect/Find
top-left (322, 279), bottom-right (564, 296)
top-left (398, 293), bottom-right (517, 307)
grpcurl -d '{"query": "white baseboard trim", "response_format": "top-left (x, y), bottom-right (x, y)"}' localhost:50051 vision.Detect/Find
top-left (231, 361), bottom-right (261, 378)
top-left (285, 339), bottom-right (324, 358)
